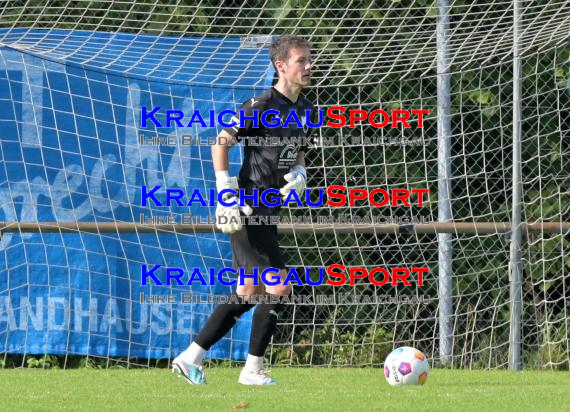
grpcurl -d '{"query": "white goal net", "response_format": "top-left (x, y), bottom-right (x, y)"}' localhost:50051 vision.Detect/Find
top-left (0, 0), bottom-right (568, 370)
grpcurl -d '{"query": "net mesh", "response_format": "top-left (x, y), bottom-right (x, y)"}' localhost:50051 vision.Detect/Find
top-left (0, 0), bottom-right (568, 369)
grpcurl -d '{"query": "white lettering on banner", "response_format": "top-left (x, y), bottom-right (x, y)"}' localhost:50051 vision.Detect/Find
top-left (73, 297), bottom-right (99, 332)
top-left (0, 296), bottom-right (198, 335)
top-left (21, 63), bottom-right (44, 147)
top-left (21, 297), bottom-right (44, 330)
top-left (47, 297), bottom-right (69, 331)
top-left (0, 64), bottom-right (195, 249)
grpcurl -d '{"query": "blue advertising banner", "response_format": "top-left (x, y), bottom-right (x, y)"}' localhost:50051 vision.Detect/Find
top-left (0, 29), bottom-right (274, 359)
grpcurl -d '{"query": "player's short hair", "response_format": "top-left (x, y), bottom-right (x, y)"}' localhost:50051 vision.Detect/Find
top-left (270, 35), bottom-right (311, 71)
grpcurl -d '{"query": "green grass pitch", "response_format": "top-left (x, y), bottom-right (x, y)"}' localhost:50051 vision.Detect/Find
top-left (1, 368), bottom-right (568, 411)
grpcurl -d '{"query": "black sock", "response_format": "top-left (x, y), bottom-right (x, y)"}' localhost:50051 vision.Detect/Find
top-left (194, 293), bottom-right (254, 350)
top-left (248, 295), bottom-right (283, 357)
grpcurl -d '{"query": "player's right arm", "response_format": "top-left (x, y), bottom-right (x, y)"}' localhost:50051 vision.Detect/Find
top-left (212, 130), bottom-right (234, 173)
top-left (212, 102), bottom-right (256, 234)
top-left (212, 98), bottom-right (256, 171)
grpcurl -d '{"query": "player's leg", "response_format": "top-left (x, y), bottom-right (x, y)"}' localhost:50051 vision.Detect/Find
top-left (173, 228), bottom-right (262, 385)
top-left (238, 223), bottom-right (291, 385)
top-left (172, 277), bottom-right (261, 384)
top-left (239, 269), bottom-right (291, 386)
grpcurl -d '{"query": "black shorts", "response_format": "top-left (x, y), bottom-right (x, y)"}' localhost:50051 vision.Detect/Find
top-left (231, 208), bottom-right (285, 273)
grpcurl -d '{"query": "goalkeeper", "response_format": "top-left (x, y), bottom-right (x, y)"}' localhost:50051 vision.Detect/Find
top-left (173, 35), bottom-right (315, 386)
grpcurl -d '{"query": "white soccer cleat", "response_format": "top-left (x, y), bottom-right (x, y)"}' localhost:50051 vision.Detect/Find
top-left (238, 368), bottom-right (277, 386)
top-left (172, 357), bottom-right (207, 385)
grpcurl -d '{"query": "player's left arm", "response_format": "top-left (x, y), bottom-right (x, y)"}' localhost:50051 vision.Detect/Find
top-left (294, 150), bottom-right (306, 168)
top-left (280, 150), bottom-right (307, 200)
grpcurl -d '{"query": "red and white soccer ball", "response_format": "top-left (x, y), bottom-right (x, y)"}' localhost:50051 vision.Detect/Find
top-left (384, 346), bottom-right (429, 386)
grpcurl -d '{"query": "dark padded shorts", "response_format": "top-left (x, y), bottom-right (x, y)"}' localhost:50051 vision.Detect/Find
top-left (231, 207), bottom-right (285, 273)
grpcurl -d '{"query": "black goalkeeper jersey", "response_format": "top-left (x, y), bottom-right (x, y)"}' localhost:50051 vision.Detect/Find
top-left (223, 87), bottom-right (317, 199)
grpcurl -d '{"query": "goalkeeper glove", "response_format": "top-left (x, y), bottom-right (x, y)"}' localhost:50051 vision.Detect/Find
top-left (280, 165), bottom-right (307, 201)
top-left (215, 171), bottom-right (252, 234)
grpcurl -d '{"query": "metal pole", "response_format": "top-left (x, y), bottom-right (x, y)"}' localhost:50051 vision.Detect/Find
top-left (1, 221), bottom-right (568, 235)
top-left (509, 0), bottom-right (523, 371)
top-left (437, 0), bottom-right (453, 366)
